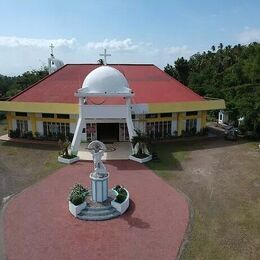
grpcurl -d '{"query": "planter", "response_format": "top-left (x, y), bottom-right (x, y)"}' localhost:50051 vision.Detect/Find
top-left (111, 188), bottom-right (130, 215)
top-left (129, 154), bottom-right (152, 163)
top-left (69, 201), bottom-right (86, 217)
top-left (58, 156), bottom-right (80, 164)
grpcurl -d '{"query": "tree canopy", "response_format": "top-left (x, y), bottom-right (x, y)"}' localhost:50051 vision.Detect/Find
top-left (165, 42), bottom-right (260, 133)
top-left (0, 67), bottom-right (48, 99)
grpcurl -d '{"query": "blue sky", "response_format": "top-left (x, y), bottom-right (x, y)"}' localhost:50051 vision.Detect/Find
top-left (1, 0), bottom-right (260, 75)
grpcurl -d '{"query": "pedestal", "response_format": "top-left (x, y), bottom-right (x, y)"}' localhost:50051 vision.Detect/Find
top-left (90, 173), bottom-right (109, 202)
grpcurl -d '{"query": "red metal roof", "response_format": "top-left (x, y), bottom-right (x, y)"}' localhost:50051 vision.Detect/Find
top-left (11, 64), bottom-right (204, 104)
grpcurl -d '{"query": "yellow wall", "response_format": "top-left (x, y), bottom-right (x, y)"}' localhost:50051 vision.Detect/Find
top-left (0, 101), bottom-right (78, 114)
top-left (148, 99), bottom-right (225, 113)
top-left (2, 99), bottom-right (224, 136)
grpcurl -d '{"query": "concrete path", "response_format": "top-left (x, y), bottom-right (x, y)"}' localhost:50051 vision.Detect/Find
top-left (78, 142), bottom-right (132, 160)
top-left (4, 161), bottom-right (189, 260)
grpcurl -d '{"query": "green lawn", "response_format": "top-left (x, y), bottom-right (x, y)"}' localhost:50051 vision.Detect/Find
top-left (0, 120), bottom-right (63, 208)
top-left (147, 139), bottom-right (260, 260)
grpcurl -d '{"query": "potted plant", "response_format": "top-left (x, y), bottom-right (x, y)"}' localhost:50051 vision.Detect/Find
top-left (111, 185), bottom-right (130, 214)
top-left (58, 138), bottom-right (79, 164)
top-left (68, 184), bottom-right (89, 217)
top-left (129, 129), bottom-right (152, 163)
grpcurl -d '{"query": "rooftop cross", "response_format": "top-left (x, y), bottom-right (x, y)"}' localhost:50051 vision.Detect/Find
top-left (99, 49), bottom-right (111, 65)
top-left (49, 43), bottom-right (54, 57)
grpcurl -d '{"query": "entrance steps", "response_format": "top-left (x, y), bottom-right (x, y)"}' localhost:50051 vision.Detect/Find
top-left (77, 205), bottom-right (120, 221)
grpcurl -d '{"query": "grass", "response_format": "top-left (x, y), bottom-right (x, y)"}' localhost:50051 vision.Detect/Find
top-left (147, 139), bottom-right (260, 260)
top-left (148, 143), bottom-right (188, 180)
top-left (0, 120), bottom-right (63, 208)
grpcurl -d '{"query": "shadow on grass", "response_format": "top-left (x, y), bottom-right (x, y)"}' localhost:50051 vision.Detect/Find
top-left (122, 199), bottom-right (150, 229)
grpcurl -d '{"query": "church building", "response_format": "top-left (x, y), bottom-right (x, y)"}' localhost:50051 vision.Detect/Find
top-left (0, 50), bottom-right (225, 154)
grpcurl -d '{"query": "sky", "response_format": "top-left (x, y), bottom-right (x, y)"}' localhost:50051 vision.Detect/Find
top-left (1, 0), bottom-right (260, 75)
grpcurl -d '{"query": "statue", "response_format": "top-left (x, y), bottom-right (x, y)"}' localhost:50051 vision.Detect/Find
top-left (88, 140), bottom-right (108, 178)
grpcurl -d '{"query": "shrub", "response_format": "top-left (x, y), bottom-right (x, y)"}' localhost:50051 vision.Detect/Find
top-left (8, 128), bottom-right (20, 138)
top-left (115, 193), bottom-right (126, 203)
top-left (34, 131), bottom-right (44, 140)
top-left (113, 185), bottom-right (127, 203)
top-left (23, 131), bottom-right (33, 139)
top-left (114, 185), bottom-right (122, 192)
top-left (68, 183), bottom-right (89, 206)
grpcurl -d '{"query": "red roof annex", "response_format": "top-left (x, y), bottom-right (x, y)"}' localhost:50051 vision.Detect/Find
top-left (11, 64), bottom-right (204, 105)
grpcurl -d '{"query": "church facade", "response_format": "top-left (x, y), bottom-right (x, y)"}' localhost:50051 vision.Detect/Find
top-left (0, 62), bottom-right (225, 150)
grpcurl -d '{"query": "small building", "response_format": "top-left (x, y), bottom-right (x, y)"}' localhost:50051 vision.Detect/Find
top-left (218, 110), bottom-right (230, 125)
top-left (0, 56), bottom-right (225, 154)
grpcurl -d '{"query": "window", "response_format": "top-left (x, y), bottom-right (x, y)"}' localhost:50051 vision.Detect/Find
top-left (42, 113), bottom-right (54, 118)
top-left (160, 113), bottom-right (172, 118)
top-left (16, 120), bottom-right (28, 134)
top-left (43, 122), bottom-right (70, 136)
top-left (57, 114), bottom-right (70, 119)
top-left (131, 114), bottom-right (136, 120)
top-left (145, 113), bottom-right (158, 119)
top-left (186, 119), bottom-right (197, 132)
top-left (15, 112), bottom-right (27, 117)
top-left (146, 121), bottom-right (172, 139)
top-left (186, 111), bottom-right (198, 116)
top-left (219, 114), bottom-right (223, 121)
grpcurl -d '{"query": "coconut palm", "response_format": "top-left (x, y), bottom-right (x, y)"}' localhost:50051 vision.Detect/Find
top-left (131, 129), bottom-right (150, 156)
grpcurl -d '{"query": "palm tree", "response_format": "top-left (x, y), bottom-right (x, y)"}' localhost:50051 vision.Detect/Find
top-left (97, 59), bottom-right (104, 65)
top-left (131, 129), bottom-right (150, 157)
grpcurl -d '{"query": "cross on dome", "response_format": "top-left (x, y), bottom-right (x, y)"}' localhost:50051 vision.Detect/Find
top-left (99, 49), bottom-right (111, 65)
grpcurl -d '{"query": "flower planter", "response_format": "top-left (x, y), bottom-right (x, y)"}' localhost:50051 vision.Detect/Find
top-left (111, 188), bottom-right (130, 215)
top-left (129, 154), bottom-right (152, 163)
top-left (69, 201), bottom-right (86, 217)
top-left (58, 156), bottom-right (80, 164)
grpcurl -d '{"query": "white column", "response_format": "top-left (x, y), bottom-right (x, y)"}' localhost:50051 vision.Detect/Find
top-left (71, 97), bottom-right (84, 155)
top-left (125, 97), bottom-right (135, 141)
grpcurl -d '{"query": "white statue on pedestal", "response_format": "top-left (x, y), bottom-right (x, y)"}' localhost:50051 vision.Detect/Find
top-left (88, 141), bottom-right (108, 178)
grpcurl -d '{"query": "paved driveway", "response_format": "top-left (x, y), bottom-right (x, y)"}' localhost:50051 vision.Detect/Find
top-left (4, 160), bottom-right (189, 260)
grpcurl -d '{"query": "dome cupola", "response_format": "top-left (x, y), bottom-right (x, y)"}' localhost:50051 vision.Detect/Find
top-left (77, 66), bottom-right (132, 96)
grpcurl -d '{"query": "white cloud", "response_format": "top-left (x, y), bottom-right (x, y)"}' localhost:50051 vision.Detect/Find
top-left (237, 27), bottom-right (260, 44)
top-left (86, 38), bottom-right (146, 51)
top-left (164, 45), bottom-right (193, 57)
top-left (0, 36), bottom-right (76, 48)
top-left (0, 35), bottom-right (194, 75)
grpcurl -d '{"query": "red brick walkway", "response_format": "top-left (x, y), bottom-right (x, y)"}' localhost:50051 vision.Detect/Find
top-left (4, 161), bottom-right (189, 260)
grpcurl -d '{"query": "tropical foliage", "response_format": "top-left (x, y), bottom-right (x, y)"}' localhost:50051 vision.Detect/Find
top-left (68, 184), bottom-right (89, 206)
top-left (131, 129), bottom-right (151, 157)
top-left (0, 67), bottom-right (48, 99)
top-left (165, 42), bottom-right (260, 134)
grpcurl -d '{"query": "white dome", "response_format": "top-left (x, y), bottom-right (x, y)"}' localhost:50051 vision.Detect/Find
top-left (81, 66), bottom-right (131, 95)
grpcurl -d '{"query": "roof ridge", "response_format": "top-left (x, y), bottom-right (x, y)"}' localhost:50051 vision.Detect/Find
top-left (65, 63), bottom-right (155, 66)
